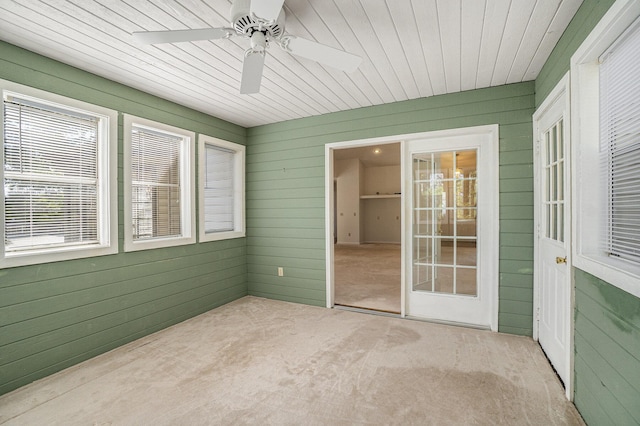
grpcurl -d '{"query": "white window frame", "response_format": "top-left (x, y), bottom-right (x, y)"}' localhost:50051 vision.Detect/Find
top-left (571, 0), bottom-right (640, 298)
top-left (198, 135), bottom-right (245, 242)
top-left (0, 80), bottom-right (118, 268)
top-left (123, 115), bottom-right (195, 252)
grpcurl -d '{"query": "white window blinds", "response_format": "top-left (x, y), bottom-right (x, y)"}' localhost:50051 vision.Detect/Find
top-left (203, 144), bottom-right (234, 233)
top-left (3, 96), bottom-right (99, 252)
top-left (600, 19), bottom-right (640, 263)
top-left (130, 126), bottom-right (182, 240)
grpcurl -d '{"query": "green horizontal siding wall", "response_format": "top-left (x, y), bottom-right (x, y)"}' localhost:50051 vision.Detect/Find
top-left (246, 82), bottom-right (536, 335)
top-left (573, 269), bottom-right (640, 425)
top-left (535, 0), bottom-right (640, 423)
top-left (535, 0), bottom-right (616, 107)
top-left (0, 42), bottom-right (248, 396)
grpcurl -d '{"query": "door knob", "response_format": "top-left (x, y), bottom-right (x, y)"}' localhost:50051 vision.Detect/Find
top-left (556, 256), bottom-right (567, 264)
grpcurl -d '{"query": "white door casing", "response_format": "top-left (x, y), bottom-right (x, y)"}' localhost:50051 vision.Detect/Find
top-left (325, 125), bottom-right (499, 330)
top-left (325, 138), bottom-right (407, 315)
top-left (533, 73), bottom-right (573, 400)
top-left (405, 126), bottom-right (499, 330)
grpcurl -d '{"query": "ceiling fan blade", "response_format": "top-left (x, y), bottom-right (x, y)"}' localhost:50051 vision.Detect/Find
top-left (283, 36), bottom-right (362, 72)
top-left (250, 0), bottom-right (285, 21)
top-left (240, 51), bottom-right (266, 94)
top-left (132, 28), bottom-right (232, 45)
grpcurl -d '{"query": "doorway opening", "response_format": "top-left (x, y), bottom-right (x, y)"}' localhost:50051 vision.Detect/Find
top-left (333, 143), bottom-right (401, 314)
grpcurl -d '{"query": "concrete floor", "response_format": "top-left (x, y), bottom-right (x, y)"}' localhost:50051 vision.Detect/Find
top-left (0, 296), bottom-right (583, 425)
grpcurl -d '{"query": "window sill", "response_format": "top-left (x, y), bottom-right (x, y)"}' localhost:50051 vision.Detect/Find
top-left (200, 230), bottom-right (245, 243)
top-left (573, 253), bottom-right (640, 299)
top-left (1, 244), bottom-right (117, 269)
top-left (124, 235), bottom-right (196, 252)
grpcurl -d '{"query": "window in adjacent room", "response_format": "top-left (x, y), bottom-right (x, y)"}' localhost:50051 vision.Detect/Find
top-left (571, 2), bottom-right (640, 298)
top-left (198, 135), bottom-right (245, 242)
top-left (123, 115), bottom-right (195, 252)
top-left (1, 81), bottom-right (117, 268)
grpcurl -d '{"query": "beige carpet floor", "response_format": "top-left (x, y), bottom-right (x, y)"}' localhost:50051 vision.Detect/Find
top-left (0, 296), bottom-right (583, 425)
top-left (334, 243), bottom-right (401, 313)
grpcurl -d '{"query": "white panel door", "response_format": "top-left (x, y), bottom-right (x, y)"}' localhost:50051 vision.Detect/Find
top-left (534, 78), bottom-right (571, 391)
top-left (406, 128), bottom-right (499, 330)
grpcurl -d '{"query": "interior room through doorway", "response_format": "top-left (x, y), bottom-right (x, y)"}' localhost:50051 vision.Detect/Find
top-left (333, 143), bottom-right (401, 313)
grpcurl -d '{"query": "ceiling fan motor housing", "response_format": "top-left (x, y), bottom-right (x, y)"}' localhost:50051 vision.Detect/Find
top-left (231, 0), bottom-right (285, 39)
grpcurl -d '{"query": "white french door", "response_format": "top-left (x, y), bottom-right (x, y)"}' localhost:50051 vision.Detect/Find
top-left (405, 127), bottom-right (499, 330)
top-left (533, 75), bottom-right (572, 396)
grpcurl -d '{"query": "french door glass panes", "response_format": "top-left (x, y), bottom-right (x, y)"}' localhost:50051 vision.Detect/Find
top-left (544, 119), bottom-right (565, 243)
top-left (412, 150), bottom-right (478, 296)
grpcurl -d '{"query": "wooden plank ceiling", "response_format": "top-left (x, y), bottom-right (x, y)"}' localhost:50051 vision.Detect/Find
top-left (0, 0), bottom-right (582, 127)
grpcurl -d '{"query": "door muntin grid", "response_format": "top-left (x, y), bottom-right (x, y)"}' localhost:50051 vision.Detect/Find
top-left (412, 150), bottom-right (478, 296)
top-left (543, 119), bottom-right (564, 242)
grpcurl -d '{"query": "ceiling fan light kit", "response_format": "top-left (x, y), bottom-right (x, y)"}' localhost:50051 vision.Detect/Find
top-left (231, 0), bottom-right (285, 38)
top-left (131, 0), bottom-right (361, 94)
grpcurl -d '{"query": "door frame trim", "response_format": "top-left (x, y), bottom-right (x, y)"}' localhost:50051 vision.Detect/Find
top-left (325, 137), bottom-right (407, 316)
top-left (325, 125), bottom-right (499, 328)
top-left (532, 72), bottom-right (574, 401)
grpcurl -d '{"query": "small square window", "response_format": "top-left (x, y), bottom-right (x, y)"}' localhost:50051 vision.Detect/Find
top-left (198, 135), bottom-right (245, 242)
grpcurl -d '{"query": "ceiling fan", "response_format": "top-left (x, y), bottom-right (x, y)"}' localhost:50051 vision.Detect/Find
top-left (132, 0), bottom-right (362, 94)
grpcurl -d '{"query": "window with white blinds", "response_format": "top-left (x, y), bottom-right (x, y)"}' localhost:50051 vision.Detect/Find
top-left (600, 19), bottom-right (640, 264)
top-left (204, 145), bottom-right (234, 232)
top-left (571, 0), bottom-right (640, 298)
top-left (123, 115), bottom-right (195, 252)
top-left (131, 126), bottom-right (182, 240)
top-left (1, 83), bottom-right (117, 268)
top-left (4, 96), bottom-right (99, 251)
top-left (199, 135), bottom-right (245, 242)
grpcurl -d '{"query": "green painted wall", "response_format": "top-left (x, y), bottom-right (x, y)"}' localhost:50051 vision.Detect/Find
top-left (246, 82), bottom-right (536, 335)
top-left (573, 269), bottom-right (640, 425)
top-left (535, 0), bottom-right (640, 424)
top-left (5, 5), bottom-right (636, 423)
top-left (535, 0), bottom-right (616, 107)
top-left (0, 42), bottom-right (248, 396)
